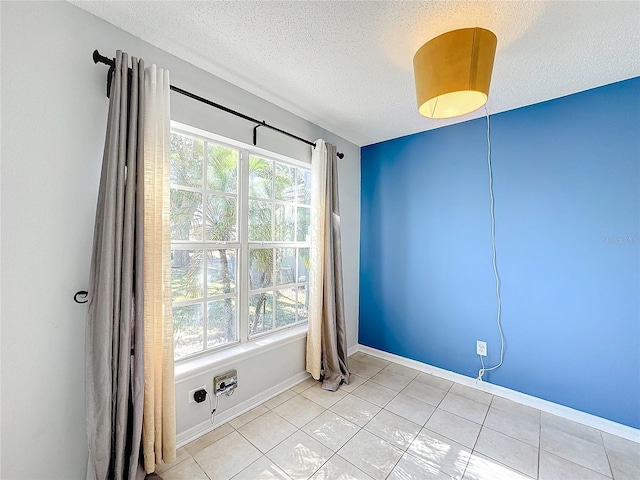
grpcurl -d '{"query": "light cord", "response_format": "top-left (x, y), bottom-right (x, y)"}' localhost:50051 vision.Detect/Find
top-left (206, 388), bottom-right (235, 425)
top-left (478, 106), bottom-right (505, 381)
top-left (207, 389), bottom-right (220, 424)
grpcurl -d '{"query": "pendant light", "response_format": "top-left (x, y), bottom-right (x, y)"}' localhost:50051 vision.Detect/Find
top-left (413, 27), bottom-right (497, 119)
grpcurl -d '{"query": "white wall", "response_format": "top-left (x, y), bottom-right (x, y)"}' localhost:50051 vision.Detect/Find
top-left (0, 2), bottom-right (360, 478)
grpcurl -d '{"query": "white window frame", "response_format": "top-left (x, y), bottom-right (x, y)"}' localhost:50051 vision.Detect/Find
top-left (171, 121), bottom-right (310, 363)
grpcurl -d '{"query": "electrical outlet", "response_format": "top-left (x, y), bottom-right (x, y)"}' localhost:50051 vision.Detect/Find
top-left (188, 385), bottom-right (207, 404)
top-left (214, 369), bottom-right (238, 396)
top-left (477, 340), bottom-right (487, 357)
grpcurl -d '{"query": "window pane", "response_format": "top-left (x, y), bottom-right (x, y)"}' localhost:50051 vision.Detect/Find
top-left (275, 163), bottom-right (296, 201)
top-left (249, 200), bottom-right (272, 241)
top-left (207, 249), bottom-right (236, 295)
top-left (205, 194), bottom-right (237, 241)
top-left (171, 126), bottom-right (313, 360)
top-left (275, 248), bottom-right (296, 286)
top-left (274, 204), bottom-right (295, 242)
top-left (249, 248), bottom-right (273, 290)
top-left (249, 156), bottom-right (273, 199)
top-left (249, 293), bottom-right (273, 336)
top-left (171, 133), bottom-right (203, 187)
top-left (297, 285), bottom-right (309, 322)
top-left (296, 206), bottom-right (310, 242)
top-left (297, 169), bottom-right (311, 205)
top-left (207, 298), bottom-right (236, 347)
top-left (173, 304), bottom-right (203, 359)
top-left (297, 248), bottom-right (309, 284)
top-left (171, 189), bottom-right (203, 241)
top-left (171, 249), bottom-right (203, 301)
top-left (275, 288), bottom-right (297, 328)
top-left (207, 144), bottom-right (238, 193)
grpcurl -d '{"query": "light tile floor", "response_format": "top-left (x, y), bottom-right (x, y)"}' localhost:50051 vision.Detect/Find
top-left (158, 352), bottom-right (640, 479)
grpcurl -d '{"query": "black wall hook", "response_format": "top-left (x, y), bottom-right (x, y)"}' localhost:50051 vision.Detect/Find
top-left (74, 291), bottom-right (88, 304)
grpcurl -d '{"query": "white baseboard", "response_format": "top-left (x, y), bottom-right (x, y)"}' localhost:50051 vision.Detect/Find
top-left (176, 370), bottom-right (312, 447)
top-left (356, 344), bottom-right (640, 443)
top-left (347, 344), bottom-right (359, 357)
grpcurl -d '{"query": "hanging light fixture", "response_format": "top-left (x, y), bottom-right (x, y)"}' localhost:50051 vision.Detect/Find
top-left (413, 27), bottom-right (497, 119)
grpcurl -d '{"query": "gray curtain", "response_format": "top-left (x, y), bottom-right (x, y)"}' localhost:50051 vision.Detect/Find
top-left (86, 51), bottom-right (146, 480)
top-left (320, 143), bottom-right (351, 391)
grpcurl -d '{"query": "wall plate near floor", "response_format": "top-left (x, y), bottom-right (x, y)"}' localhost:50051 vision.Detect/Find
top-left (214, 369), bottom-right (237, 396)
top-left (188, 385), bottom-right (208, 404)
top-left (477, 340), bottom-right (488, 357)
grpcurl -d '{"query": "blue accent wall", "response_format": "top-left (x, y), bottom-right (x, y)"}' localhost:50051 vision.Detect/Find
top-left (359, 77), bottom-right (640, 429)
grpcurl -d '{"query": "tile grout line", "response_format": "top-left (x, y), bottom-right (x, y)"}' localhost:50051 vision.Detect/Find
top-left (537, 413), bottom-right (542, 480)
top-left (473, 425), bottom-right (540, 478)
top-left (473, 397), bottom-right (541, 480)
top-left (599, 429), bottom-right (616, 479)
top-left (322, 391), bottom-right (381, 479)
top-left (459, 391), bottom-right (493, 480)
top-left (380, 376), bottom-right (452, 479)
top-left (538, 422), bottom-right (618, 478)
top-left (328, 386), bottom-right (406, 479)
top-left (263, 389), bottom-right (368, 479)
top-left (233, 403), bottom-right (304, 461)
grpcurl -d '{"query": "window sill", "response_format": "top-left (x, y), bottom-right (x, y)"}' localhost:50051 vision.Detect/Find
top-left (175, 324), bottom-right (308, 382)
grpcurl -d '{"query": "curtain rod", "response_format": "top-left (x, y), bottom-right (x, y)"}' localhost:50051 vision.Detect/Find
top-left (92, 50), bottom-right (344, 159)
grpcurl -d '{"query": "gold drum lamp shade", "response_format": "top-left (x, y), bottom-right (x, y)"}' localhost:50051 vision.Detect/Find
top-left (413, 27), bottom-right (497, 119)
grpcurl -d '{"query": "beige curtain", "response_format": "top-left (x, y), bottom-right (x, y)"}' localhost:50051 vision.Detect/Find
top-left (307, 141), bottom-right (327, 380)
top-left (142, 64), bottom-right (176, 472)
top-left (306, 140), bottom-right (350, 391)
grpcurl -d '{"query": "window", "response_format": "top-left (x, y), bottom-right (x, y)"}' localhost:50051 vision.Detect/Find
top-left (170, 126), bottom-right (310, 360)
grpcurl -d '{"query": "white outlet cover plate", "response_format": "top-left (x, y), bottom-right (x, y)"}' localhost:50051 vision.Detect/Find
top-left (477, 341), bottom-right (488, 356)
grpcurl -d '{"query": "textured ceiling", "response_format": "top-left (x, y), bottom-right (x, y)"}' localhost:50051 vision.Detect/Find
top-left (72, 1), bottom-right (640, 146)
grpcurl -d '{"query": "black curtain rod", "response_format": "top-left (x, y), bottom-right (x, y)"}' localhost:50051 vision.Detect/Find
top-left (92, 50), bottom-right (344, 159)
